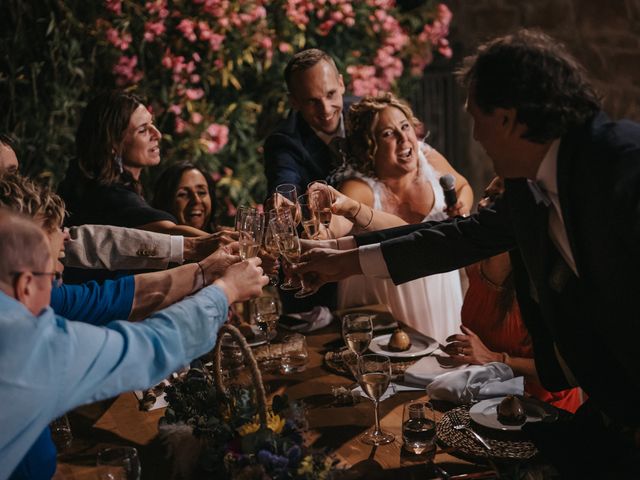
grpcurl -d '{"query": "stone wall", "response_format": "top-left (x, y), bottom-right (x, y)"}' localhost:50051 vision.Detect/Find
top-left (442, 0), bottom-right (640, 200)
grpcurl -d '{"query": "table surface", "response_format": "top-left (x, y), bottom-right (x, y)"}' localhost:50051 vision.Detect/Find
top-left (54, 310), bottom-right (502, 480)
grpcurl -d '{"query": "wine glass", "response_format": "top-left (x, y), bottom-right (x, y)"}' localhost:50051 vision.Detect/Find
top-left (269, 211), bottom-right (301, 291)
top-left (275, 184), bottom-right (301, 225)
top-left (238, 211), bottom-right (265, 260)
top-left (308, 180), bottom-right (333, 237)
top-left (342, 313), bottom-right (373, 358)
top-left (357, 354), bottom-right (395, 445)
top-left (271, 219), bottom-right (315, 298)
top-left (97, 446), bottom-right (141, 480)
top-left (252, 296), bottom-right (281, 370)
top-left (298, 193), bottom-right (320, 240)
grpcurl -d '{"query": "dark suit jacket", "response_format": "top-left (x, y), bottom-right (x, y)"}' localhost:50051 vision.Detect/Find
top-left (356, 112), bottom-right (640, 426)
top-left (263, 97), bottom-right (358, 196)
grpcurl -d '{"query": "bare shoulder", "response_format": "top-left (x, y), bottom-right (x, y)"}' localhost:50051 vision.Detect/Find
top-left (339, 178), bottom-right (374, 206)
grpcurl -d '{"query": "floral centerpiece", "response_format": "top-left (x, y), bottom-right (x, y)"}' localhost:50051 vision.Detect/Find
top-left (160, 326), bottom-right (336, 479)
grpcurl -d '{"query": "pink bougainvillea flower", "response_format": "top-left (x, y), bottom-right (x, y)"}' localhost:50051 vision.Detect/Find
top-left (168, 104), bottom-right (182, 115)
top-left (185, 88), bottom-right (205, 100)
top-left (278, 42), bottom-right (293, 53)
top-left (174, 117), bottom-right (187, 134)
top-left (143, 21), bottom-right (166, 42)
top-left (106, 28), bottom-right (132, 50)
top-left (113, 55), bottom-right (143, 86)
top-left (177, 18), bottom-right (197, 42)
top-left (191, 112), bottom-right (203, 124)
top-left (202, 123), bottom-right (229, 153)
top-left (105, 0), bottom-right (122, 15)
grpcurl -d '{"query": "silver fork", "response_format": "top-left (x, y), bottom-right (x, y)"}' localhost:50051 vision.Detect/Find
top-left (449, 410), bottom-right (492, 452)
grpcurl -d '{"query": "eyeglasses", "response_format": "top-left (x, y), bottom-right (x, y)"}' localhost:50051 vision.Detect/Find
top-left (10, 271), bottom-right (63, 288)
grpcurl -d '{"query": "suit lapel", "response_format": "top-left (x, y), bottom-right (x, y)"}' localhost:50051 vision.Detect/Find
top-left (298, 115), bottom-right (333, 179)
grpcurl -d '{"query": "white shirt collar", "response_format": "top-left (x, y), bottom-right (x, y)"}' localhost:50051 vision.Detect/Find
top-left (535, 139), bottom-right (561, 195)
top-left (312, 114), bottom-right (345, 145)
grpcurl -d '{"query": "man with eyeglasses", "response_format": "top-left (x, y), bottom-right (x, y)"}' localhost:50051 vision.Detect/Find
top-left (0, 208), bottom-right (267, 479)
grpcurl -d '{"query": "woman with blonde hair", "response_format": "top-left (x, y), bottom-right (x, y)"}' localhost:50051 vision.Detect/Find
top-left (327, 93), bottom-right (473, 343)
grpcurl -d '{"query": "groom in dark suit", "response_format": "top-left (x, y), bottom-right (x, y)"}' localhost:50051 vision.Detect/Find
top-left (298, 30), bottom-right (640, 476)
top-left (263, 48), bottom-right (354, 196)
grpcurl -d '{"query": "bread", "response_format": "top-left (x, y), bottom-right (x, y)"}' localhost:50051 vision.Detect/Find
top-left (388, 328), bottom-right (412, 352)
top-left (497, 395), bottom-right (526, 425)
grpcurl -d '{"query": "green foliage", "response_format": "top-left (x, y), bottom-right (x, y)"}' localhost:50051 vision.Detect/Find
top-left (1, 0), bottom-right (452, 225)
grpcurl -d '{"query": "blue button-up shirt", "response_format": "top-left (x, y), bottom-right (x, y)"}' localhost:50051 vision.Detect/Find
top-left (0, 285), bottom-right (228, 479)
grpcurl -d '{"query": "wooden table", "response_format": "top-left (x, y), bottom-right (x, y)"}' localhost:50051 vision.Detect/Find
top-left (54, 317), bottom-right (498, 479)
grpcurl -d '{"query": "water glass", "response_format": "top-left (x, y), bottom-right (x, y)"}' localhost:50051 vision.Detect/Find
top-left (96, 446), bottom-right (141, 480)
top-left (402, 400), bottom-right (436, 455)
top-left (280, 333), bottom-right (309, 374)
top-left (49, 414), bottom-right (73, 451)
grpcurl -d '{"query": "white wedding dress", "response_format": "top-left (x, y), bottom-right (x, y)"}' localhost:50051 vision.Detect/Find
top-left (337, 144), bottom-right (462, 344)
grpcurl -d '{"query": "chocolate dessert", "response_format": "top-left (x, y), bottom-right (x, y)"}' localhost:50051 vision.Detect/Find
top-left (497, 395), bottom-right (526, 425)
top-left (388, 328), bottom-right (412, 352)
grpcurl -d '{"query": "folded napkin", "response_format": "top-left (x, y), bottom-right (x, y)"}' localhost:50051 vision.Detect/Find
top-left (283, 306), bottom-right (334, 333)
top-left (404, 353), bottom-right (468, 387)
top-left (426, 362), bottom-right (524, 404)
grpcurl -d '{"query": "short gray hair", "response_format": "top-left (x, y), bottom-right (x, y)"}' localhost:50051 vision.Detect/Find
top-left (0, 208), bottom-right (50, 285)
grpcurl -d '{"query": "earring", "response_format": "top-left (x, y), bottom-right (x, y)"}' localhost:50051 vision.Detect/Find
top-left (114, 153), bottom-right (123, 173)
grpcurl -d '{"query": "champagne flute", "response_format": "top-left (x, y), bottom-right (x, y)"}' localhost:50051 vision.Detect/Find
top-left (308, 180), bottom-right (333, 237)
top-left (275, 183), bottom-right (301, 225)
top-left (235, 205), bottom-right (257, 231)
top-left (238, 211), bottom-right (265, 260)
top-left (298, 193), bottom-right (320, 240)
top-left (269, 211), bottom-right (301, 291)
top-left (358, 354), bottom-right (395, 445)
top-left (272, 225), bottom-right (315, 298)
top-left (342, 313), bottom-right (373, 358)
top-left (252, 296), bottom-right (281, 370)
top-left (262, 221), bottom-right (280, 286)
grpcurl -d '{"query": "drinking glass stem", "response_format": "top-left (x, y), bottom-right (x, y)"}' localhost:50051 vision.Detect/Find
top-left (373, 400), bottom-right (382, 435)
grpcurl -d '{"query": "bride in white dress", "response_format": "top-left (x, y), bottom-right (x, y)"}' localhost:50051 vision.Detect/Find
top-left (326, 93), bottom-right (474, 344)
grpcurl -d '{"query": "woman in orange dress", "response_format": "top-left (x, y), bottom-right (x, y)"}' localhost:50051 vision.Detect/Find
top-left (444, 177), bottom-right (582, 413)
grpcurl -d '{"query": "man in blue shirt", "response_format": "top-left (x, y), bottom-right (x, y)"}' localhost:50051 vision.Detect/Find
top-left (0, 209), bottom-right (267, 479)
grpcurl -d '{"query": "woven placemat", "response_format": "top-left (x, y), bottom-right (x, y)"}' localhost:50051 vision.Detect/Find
top-left (437, 406), bottom-right (538, 460)
top-left (324, 347), bottom-right (418, 377)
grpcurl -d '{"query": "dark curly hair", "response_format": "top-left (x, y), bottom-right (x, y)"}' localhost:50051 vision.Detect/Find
top-left (75, 90), bottom-right (145, 191)
top-left (457, 29), bottom-right (601, 143)
top-left (345, 92), bottom-right (423, 177)
top-left (152, 162), bottom-right (217, 232)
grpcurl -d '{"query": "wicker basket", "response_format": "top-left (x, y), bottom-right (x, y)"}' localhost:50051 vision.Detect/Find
top-left (212, 324), bottom-right (269, 427)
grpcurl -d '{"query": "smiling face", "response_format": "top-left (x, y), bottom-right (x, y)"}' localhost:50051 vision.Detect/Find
top-left (372, 106), bottom-right (420, 179)
top-left (289, 60), bottom-right (345, 135)
top-left (0, 143), bottom-right (18, 173)
top-left (171, 169), bottom-right (212, 230)
top-left (121, 105), bottom-right (161, 179)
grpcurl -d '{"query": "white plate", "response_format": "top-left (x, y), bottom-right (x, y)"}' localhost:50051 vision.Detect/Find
top-left (368, 333), bottom-right (438, 358)
top-left (221, 325), bottom-right (275, 348)
top-left (469, 397), bottom-right (546, 431)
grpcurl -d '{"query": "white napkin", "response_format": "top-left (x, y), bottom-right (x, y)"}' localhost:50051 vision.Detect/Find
top-left (284, 306), bottom-right (334, 333)
top-left (426, 362), bottom-right (524, 404)
top-left (404, 353), bottom-right (469, 386)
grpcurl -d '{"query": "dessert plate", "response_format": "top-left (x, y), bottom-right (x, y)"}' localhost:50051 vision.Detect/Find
top-left (368, 332), bottom-right (438, 358)
top-left (469, 396), bottom-right (557, 431)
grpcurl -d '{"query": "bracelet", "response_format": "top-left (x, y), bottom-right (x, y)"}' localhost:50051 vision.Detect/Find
top-left (361, 205), bottom-right (374, 229)
top-left (197, 261), bottom-right (206, 288)
top-left (349, 201), bottom-right (362, 221)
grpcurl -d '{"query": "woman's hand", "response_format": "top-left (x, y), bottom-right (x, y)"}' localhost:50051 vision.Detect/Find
top-left (328, 186), bottom-right (360, 219)
top-left (443, 201), bottom-right (468, 218)
top-left (443, 325), bottom-right (502, 365)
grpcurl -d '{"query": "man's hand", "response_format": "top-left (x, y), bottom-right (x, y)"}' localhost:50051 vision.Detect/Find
top-left (198, 245), bottom-right (242, 284)
top-left (184, 229), bottom-right (239, 261)
top-left (214, 257), bottom-right (268, 303)
top-left (293, 248), bottom-right (362, 291)
top-left (300, 238), bottom-right (338, 252)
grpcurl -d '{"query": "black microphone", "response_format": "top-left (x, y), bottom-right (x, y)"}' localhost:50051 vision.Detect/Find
top-left (439, 174), bottom-right (458, 209)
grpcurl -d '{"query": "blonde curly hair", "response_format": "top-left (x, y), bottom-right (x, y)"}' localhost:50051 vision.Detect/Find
top-left (0, 173), bottom-right (66, 232)
top-left (345, 93), bottom-right (423, 176)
